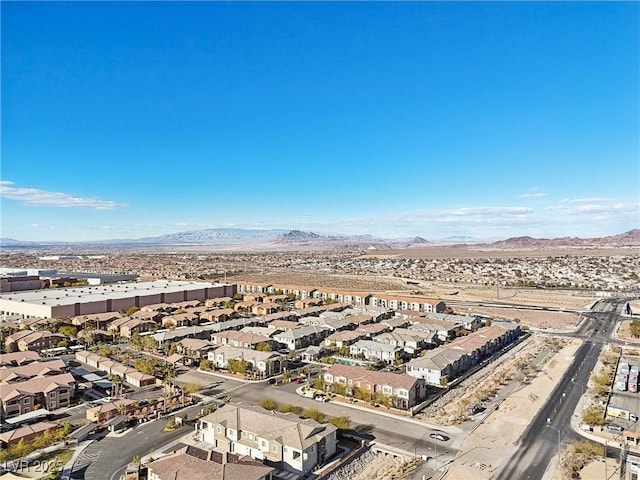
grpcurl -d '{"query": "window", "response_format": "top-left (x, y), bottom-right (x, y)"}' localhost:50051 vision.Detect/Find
top-left (49, 392), bottom-right (57, 398)
top-left (293, 450), bottom-right (301, 460)
top-left (272, 445), bottom-right (277, 452)
top-left (217, 426), bottom-right (222, 433)
top-left (23, 398), bottom-right (31, 404)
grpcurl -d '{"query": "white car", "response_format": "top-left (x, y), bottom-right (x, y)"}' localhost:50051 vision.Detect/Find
top-left (314, 395), bottom-right (329, 402)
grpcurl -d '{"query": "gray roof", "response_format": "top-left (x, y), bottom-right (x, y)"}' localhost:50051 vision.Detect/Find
top-left (0, 280), bottom-right (232, 307)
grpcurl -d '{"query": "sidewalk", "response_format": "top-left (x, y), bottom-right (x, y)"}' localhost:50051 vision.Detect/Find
top-left (442, 339), bottom-right (582, 480)
top-left (60, 440), bottom-right (93, 480)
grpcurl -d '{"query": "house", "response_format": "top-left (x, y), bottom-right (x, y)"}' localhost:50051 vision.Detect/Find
top-left (372, 328), bottom-right (437, 355)
top-left (405, 348), bottom-right (472, 387)
top-left (205, 297), bottom-right (233, 308)
top-left (272, 325), bottom-right (331, 351)
top-left (243, 293), bottom-right (266, 303)
top-left (355, 323), bottom-right (391, 337)
top-left (294, 298), bottom-right (323, 309)
top-left (178, 338), bottom-right (216, 359)
top-left (130, 310), bottom-right (166, 323)
top-left (267, 320), bottom-right (299, 331)
top-left (349, 340), bottom-right (402, 364)
top-left (322, 364), bottom-right (426, 410)
top-left (210, 331), bottom-right (274, 350)
top-left (162, 312), bottom-right (199, 328)
top-left (0, 350), bottom-right (40, 367)
top-left (236, 282), bottom-right (272, 294)
top-left (141, 303), bottom-right (173, 313)
top-left (117, 318), bottom-right (158, 338)
top-left (252, 303), bottom-right (283, 316)
top-left (0, 421), bottom-right (59, 449)
top-left (0, 359), bottom-right (67, 384)
top-left (0, 373), bottom-right (75, 418)
top-left (407, 319), bottom-right (459, 342)
top-left (332, 291), bottom-right (371, 307)
top-left (200, 309), bottom-right (237, 323)
top-left (300, 345), bottom-right (330, 362)
top-left (208, 346), bottom-right (284, 377)
top-left (324, 330), bottom-right (366, 350)
top-left (404, 323), bottom-right (521, 386)
top-left (262, 311), bottom-right (299, 323)
top-left (86, 398), bottom-right (138, 425)
top-left (71, 311), bottom-right (123, 329)
top-left (197, 403), bottom-right (337, 475)
top-left (267, 284), bottom-right (316, 299)
top-left (146, 446), bottom-right (274, 480)
top-left (368, 295), bottom-right (446, 313)
top-left (4, 330), bottom-right (65, 353)
top-left (424, 312), bottom-right (482, 331)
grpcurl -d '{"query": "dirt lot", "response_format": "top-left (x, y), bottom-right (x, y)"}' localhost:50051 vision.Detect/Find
top-left (443, 339), bottom-right (583, 480)
top-left (362, 246), bottom-right (638, 259)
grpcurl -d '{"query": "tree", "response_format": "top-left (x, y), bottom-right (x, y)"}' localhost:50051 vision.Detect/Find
top-left (303, 408), bottom-right (326, 423)
top-left (329, 416), bottom-right (351, 430)
top-left (135, 358), bottom-right (158, 375)
top-left (630, 319), bottom-right (640, 338)
top-left (581, 407), bottom-right (606, 426)
top-left (355, 388), bottom-right (371, 401)
top-left (58, 324), bottom-right (78, 338)
top-left (199, 359), bottom-right (213, 370)
top-left (126, 306), bottom-right (140, 316)
top-left (228, 359), bottom-right (252, 375)
top-left (313, 378), bottom-right (326, 391)
top-left (278, 404), bottom-right (303, 415)
top-left (183, 383), bottom-right (201, 394)
top-left (374, 392), bottom-right (392, 408)
top-left (256, 342), bottom-right (272, 352)
top-left (332, 383), bottom-right (348, 396)
top-left (260, 399), bottom-right (278, 411)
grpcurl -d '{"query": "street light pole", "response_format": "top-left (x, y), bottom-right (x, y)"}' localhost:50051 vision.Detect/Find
top-left (546, 419), bottom-right (561, 456)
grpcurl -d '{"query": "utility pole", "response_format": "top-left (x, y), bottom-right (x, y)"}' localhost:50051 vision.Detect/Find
top-left (496, 274), bottom-right (500, 300)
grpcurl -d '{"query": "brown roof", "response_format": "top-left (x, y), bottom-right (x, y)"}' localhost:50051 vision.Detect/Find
top-left (0, 359), bottom-right (67, 383)
top-left (325, 364), bottom-right (420, 391)
top-left (148, 451), bottom-right (274, 480)
top-left (0, 422), bottom-right (58, 445)
top-left (0, 351), bottom-right (40, 367)
top-left (0, 373), bottom-right (75, 401)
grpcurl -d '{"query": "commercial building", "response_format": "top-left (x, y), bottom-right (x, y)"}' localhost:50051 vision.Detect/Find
top-left (0, 280), bottom-right (236, 319)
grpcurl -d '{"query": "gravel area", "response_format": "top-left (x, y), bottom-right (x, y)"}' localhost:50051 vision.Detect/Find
top-left (324, 450), bottom-right (422, 480)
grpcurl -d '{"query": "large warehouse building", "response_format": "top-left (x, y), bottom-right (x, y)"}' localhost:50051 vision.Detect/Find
top-left (0, 280), bottom-right (236, 319)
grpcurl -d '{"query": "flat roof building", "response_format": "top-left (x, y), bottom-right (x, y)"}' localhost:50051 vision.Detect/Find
top-left (0, 280), bottom-right (236, 319)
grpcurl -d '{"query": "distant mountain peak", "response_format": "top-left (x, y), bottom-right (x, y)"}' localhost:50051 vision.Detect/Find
top-left (278, 230), bottom-right (321, 242)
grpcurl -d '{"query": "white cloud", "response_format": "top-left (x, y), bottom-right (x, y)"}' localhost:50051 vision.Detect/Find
top-left (560, 197), bottom-right (612, 203)
top-left (520, 192), bottom-right (547, 198)
top-left (0, 181), bottom-right (127, 210)
top-left (548, 202), bottom-right (639, 217)
top-left (29, 224), bottom-right (39, 228)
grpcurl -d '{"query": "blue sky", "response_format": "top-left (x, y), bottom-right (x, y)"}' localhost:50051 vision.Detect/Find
top-left (1, 1), bottom-right (638, 242)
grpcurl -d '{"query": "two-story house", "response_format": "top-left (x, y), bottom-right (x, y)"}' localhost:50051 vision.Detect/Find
top-left (197, 403), bottom-right (337, 475)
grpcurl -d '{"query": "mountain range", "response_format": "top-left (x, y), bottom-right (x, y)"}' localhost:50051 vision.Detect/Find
top-left (1, 228), bottom-right (639, 251)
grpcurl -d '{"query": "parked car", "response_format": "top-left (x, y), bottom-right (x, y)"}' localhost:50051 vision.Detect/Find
top-left (314, 394), bottom-right (329, 402)
top-left (429, 433), bottom-right (449, 442)
top-left (606, 424), bottom-right (624, 433)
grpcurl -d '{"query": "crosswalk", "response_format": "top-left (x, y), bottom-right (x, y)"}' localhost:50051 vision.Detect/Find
top-left (74, 450), bottom-right (101, 468)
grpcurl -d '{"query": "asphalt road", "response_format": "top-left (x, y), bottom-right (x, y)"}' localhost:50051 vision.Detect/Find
top-left (229, 375), bottom-right (459, 461)
top-left (69, 404), bottom-right (202, 480)
top-left (496, 299), bottom-right (621, 480)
